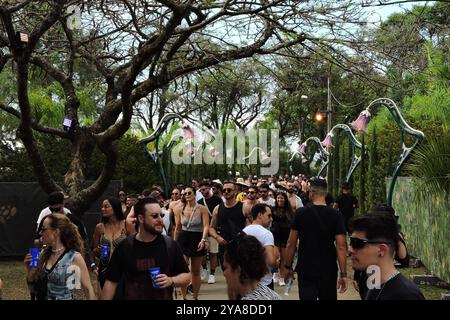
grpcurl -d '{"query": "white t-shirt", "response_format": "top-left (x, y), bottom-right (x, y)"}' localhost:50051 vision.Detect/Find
top-left (196, 190), bottom-right (203, 202)
top-left (289, 194), bottom-right (304, 210)
top-left (243, 224), bottom-right (275, 286)
top-left (161, 207), bottom-right (170, 236)
top-left (258, 197), bottom-right (275, 207)
top-left (36, 207), bottom-right (71, 231)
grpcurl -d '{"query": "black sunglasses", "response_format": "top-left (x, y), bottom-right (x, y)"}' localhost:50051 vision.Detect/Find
top-left (150, 213), bottom-right (165, 219)
top-left (171, 192), bottom-right (179, 195)
top-left (49, 206), bottom-right (62, 212)
top-left (349, 237), bottom-right (392, 250)
top-left (223, 188), bottom-right (233, 193)
top-left (185, 191), bottom-right (193, 196)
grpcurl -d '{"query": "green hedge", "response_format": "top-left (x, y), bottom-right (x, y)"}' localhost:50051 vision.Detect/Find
top-left (390, 177), bottom-right (450, 283)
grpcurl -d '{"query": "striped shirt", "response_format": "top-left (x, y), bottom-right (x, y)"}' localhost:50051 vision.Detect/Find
top-left (241, 282), bottom-right (282, 300)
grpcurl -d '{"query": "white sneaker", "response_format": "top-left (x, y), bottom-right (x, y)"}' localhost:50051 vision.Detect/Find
top-left (273, 272), bottom-right (279, 283)
top-left (201, 269), bottom-right (208, 281)
top-left (207, 275), bottom-right (216, 284)
top-left (279, 278), bottom-right (286, 286)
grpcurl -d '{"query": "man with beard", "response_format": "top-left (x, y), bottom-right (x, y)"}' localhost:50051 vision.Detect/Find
top-left (243, 186), bottom-right (259, 221)
top-left (286, 180), bottom-right (304, 210)
top-left (209, 182), bottom-right (250, 269)
top-left (101, 197), bottom-right (190, 300)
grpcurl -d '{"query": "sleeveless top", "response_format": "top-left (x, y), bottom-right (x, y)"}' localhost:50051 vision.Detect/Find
top-left (99, 222), bottom-right (127, 266)
top-left (180, 204), bottom-right (203, 232)
top-left (217, 201), bottom-right (245, 242)
top-left (43, 250), bottom-right (77, 300)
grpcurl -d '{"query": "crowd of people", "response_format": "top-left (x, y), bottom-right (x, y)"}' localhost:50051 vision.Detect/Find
top-left (13, 173), bottom-right (425, 300)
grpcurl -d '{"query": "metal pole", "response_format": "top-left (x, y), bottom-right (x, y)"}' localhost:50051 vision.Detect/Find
top-left (326, 77), bottom-right (332, 185)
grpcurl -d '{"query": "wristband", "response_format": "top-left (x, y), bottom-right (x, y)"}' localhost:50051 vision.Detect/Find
top-left (340, 271), bottom-right (347, 278)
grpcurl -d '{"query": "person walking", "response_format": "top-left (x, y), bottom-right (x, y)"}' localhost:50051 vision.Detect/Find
top-left (335, 183), bottom-right (358, 234)
top-left (25, 214), bottom-right (96, 300)
top-left (91, 197), bottom-right (126, 289)
top-left (209, 182), bottom-right (249, 269)
top-left (223, 233), bottom-right (281, 300)
top-left (174, 186), bottom-right (210, 300)
top-left (349, 214), bottom-right (424, 300)
top-left (284, 179), bottom-right (348, 300)
top-left (197, 182), bottom-right (223, 284)
top-left (101, 197), bottom-right (190, 300)
top-left (271, 192), bottom-right (295, 286)
top-left (243, 204), bottom-right (277, 289)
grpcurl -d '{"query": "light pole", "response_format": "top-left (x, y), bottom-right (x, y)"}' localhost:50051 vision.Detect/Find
top-left (298, 94), bottom-right (308, 144)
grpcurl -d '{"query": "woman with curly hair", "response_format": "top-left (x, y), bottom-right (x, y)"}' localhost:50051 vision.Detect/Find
top-left (223, 233), bottom-right (281, 300)
top-left (271, 192), bottom-right (295, 286)
top-left (24, 213), bottom-right (96, 300)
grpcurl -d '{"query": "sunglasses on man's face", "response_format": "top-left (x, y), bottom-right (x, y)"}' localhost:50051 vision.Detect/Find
top-left (349, 237), bottom-right (392, 250)
top-left (223, 188), bottom-right (234, 193)
top-left (149, 213), bottom-right (165, 219)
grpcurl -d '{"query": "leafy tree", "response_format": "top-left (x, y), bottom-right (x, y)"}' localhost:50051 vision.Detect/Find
top-left (0, 1), bottom-right (372, 215)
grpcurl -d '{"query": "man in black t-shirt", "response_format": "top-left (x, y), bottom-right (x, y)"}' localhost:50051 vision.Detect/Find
top-left (198, 182), bottom-right (223, 283)
top-left (101, 197), bottom-right (190, 300)
top-left (349, 214), bottom-right (425, 300)
top-left (335, 183), bottom-right (358, 233)
top-left (284, 179), bottom-right (348, 300)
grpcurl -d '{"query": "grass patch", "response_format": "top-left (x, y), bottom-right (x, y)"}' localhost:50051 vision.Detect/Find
top-left (399, 267), bottom-right (450, 300)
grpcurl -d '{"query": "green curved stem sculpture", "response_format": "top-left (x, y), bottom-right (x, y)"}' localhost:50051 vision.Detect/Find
top-left (140, 113), bottom-right (184, 197)
top-left (293, 137), bottom-right (330, 178)
top-left (325, 124), bottom-right (365, 183)
top-left (352, 98), bottom-right (425, 206)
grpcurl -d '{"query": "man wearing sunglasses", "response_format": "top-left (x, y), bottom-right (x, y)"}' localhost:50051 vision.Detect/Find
top-left (243, 186), bottom-right (259, 222)
top-left (284, 179), bottom-right (348, 300)
top-left (257, 183), bottom-right (275, 207)
top-left (209, 182), bottom-right (250, 270)
top-left (101, 197), bottom-right (190, 300)
top-left (348, 214), bottom-right (424, 300)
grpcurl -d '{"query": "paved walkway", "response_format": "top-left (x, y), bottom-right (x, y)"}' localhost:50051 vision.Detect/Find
top-left (176, 258), bottom-right (361, 300)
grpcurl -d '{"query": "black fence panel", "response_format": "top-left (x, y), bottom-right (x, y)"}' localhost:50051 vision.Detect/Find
top-left (0, 181), bottom-right (122, 257)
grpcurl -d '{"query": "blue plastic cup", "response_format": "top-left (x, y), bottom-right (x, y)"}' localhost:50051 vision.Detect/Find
top-left (29, 248), bottom-right (39, 268)
top-left (149, 267), bottom-right (161, 288)
top-left (101, 244), bottom-right (110, 259)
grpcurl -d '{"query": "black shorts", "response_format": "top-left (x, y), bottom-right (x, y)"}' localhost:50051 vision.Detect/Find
top-left (177, 230), bottom-right (206, 257)
top-left (272, 225), bottom-right (290, 247)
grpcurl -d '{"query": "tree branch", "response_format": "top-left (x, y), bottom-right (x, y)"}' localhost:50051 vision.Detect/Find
top-left (0, 102), bottom-right (69, 139)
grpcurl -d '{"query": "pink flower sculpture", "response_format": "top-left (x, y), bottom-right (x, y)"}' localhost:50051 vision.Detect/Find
top-left (350, 110), bottom-right (371, 133)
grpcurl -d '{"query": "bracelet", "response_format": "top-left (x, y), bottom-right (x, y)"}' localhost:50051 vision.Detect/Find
top-left (90, 263), bottom-right (97, 269)
top-left (340, 271), bottom-right (347, 278)
top-left (201, 238), bottom-right (209, 243)
top-left (284, 264), bottom-right (292, 270)
top-left (170, 277), bottom-right (174, 287)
